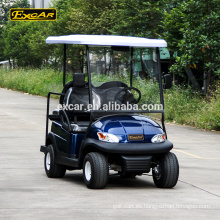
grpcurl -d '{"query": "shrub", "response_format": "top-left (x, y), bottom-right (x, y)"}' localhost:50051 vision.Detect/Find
top-left (0, 67), bottom-right (219, 130)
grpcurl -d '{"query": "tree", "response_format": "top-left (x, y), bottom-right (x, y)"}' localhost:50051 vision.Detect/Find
top-left (163, 0), bottom-right (220, 93)
top-left (59, 0), bottom-right (117, 72)
top-left (109, 0), bottom-right (164, 77)
top-left (111, 0), bottom-right (163, 38)
top-left (3, 21), bottom-right (43, 67)
top-left (0, 0), bottom-right (30, 61)
top-left (66, 0), bottom-right (116, 35)
top-left (28, 22), bottom-right (56, 66)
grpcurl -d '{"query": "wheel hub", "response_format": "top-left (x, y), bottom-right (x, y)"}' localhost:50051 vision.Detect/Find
top-left (85, 161), bottom-right (92, 181)
top-left (46, 152), bottom-right (51, 170)
top-left (153, 164), bottom-right (161, 180)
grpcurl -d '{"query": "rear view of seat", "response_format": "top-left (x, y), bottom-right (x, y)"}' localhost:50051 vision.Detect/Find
top-left (63, 73), bottom-right (90, 132)
top-left (63, 73), bottom-right (89, 108)
top-left (62, 74), bottom-right (137, 122)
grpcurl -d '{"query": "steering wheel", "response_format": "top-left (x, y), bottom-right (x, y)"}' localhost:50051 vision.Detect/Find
top-left (114, 87), bottom-right (141, 104)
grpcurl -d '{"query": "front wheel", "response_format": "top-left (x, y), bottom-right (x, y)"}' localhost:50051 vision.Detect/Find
top-left (152, 152), bottom-right (179, 188)
top-left (44, 145), bottom-right (66, 178)
top-left (83, 152), bottom-right (109, 189)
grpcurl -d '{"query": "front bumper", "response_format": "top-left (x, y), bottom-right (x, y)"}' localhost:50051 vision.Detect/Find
top-left (81, 138), bottom-right (173, 154)
top-left (122, 155), bottom-right (152, 173)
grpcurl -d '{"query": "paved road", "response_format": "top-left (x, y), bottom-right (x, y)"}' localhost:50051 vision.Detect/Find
top-left (0, 88), bottom-right (220, 220)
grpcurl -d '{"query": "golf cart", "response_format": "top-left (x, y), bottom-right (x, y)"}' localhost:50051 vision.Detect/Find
top-left (40, 35), bottom-right (179, 189)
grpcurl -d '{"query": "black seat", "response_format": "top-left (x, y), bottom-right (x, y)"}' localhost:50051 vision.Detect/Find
top-left (63, 73), bottom-right (90, 110)
top-left (96, 81), bottom-right (128, 89)
top-left (62, 73), bottom-right (90, 132)
top-left (62, 75), bottom-right (136, 122)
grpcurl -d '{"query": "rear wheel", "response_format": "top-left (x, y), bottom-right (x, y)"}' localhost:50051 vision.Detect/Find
top-left (44, 145), bottom-right (66, 178)
top-left (83, 152), bottom-right (109, 189)
top-left (152, 152), bottom-right (179, 188)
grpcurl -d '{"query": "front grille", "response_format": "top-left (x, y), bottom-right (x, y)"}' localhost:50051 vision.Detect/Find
top-left (121, 156), bottom-right (152, 173)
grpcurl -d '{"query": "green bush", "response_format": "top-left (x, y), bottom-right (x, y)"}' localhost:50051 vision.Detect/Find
top-left (164, 86), bottom-right (205, 124)
top-left (0, 67), bottom-right (70, 96)
top-left (164, 84), bottom-right (220, 130)
top-left (194, 85), bottom-right (220, 130)
top-left (0, 67), bottom-right (219, 130)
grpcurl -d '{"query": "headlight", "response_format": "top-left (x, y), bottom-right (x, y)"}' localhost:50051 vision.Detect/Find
top-left (151, 133), bottom-right (165, 143)
top-left (97, 132), bottom-right (119, 143)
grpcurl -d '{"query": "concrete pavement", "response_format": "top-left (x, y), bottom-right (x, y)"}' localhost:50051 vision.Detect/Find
top-left (0, 88), bottom-right (220, 220)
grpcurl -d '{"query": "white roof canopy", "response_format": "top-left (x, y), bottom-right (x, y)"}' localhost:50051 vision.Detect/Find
top-left (46, 35), bottom-right (167, 47)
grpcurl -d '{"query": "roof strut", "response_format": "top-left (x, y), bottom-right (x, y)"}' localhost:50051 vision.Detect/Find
top-left (156, 47), bottom-right (167, 138)
top-left (86, 45), bottom-right (93, 105)
top-left (63, 44), bottom-right (66, 87)
top-left (130, 47), bottom-right (133, 87)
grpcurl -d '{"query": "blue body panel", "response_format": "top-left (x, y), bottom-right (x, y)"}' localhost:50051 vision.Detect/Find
top-left (87, 115), bottom-right (164, 143)
top-left (51, 121), bottom-right (84, 156)
top-left (70, 133), bottom-right (85, 155)
top-left (51, 115), bottom-right (164, 157)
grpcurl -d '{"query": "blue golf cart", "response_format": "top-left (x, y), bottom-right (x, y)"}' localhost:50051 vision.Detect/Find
top-left (40, 35), bottom-right (179, 189)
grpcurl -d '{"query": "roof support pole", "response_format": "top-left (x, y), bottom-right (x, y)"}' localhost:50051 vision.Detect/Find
top-left (63, 44), bottom-right (67, 87)
top-left (156, 47), bottom-right (167, 138)
top-left (86, 45), bottom-right (93, 105)
top-left (130, 47), bottom-right (134, 87)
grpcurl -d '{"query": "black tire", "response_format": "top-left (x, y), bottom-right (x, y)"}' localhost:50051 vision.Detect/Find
top-left (44, 145), bottom-right (66, 178)
top-left (83, 152), bottom-right (109, 189)
top-left (152, 152), bottom-right (179, 188)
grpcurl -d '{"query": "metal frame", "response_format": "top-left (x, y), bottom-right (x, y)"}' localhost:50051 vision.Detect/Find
top-left (63, 44), bottom-right (67, 87)
top-left (130, 47), bottom-right (133, 87)
top-left (86, 46), bottom-right (166, 135)
top-left (156, 47), bottom-right (167, 137)
top-left (86, 45), bottom-right (93, 105)
top-left (45, 92), bottom-right (65, 143)
top-left (45, 44), bottom-right (167, 142)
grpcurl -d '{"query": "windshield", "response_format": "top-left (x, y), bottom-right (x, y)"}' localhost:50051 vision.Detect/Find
top-left (88, 47), bottom-right (162, 114)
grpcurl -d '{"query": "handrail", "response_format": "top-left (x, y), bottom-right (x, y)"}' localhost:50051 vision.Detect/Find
top-left (45, 92), bottom-right (65, 143)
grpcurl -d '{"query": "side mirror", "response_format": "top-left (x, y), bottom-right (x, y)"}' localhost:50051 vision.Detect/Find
top-left (163, 74), bottom-right (172, 89)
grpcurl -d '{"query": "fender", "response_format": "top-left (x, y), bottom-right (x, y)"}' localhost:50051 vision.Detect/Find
top-left (40, 132), bottom-right (58, 154)
top-left (41, 132), bottom-right (79, 168)
top-left (46, 132), bottom-right (58, 153)
top-left (77, 139), bottom-right (104, 168)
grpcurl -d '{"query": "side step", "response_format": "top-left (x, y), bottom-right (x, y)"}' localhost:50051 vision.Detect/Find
top-left (40, 145), bottom-right (79, 168)
top-left (56, 155), bottom-right (79, 168)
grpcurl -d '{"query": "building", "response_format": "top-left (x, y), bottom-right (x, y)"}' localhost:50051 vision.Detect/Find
top-left (30, 0), bottom-right (52, 8)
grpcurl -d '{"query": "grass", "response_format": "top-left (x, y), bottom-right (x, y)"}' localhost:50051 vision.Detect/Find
top-left (0, 67), bottom-right (72, 97)
top-left (164, 85), bottom-right (220, 130)
top-left (0, 67), bottom-right (219, 130)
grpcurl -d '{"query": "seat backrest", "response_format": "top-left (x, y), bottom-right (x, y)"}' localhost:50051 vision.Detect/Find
top-left (63, 76), bottom-right (135, 115)
top-left (92, 81), bottom-right (129, 105)
top-left (96, 81), bottom-right (128, 89)
top-left (63, 73), bottom-right (90, 113)
top-left (72, 73), bottom-right (85, 88)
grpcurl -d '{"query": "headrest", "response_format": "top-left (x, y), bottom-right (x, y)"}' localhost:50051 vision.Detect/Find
top-left (73, 73), bottom-right (85, 88)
